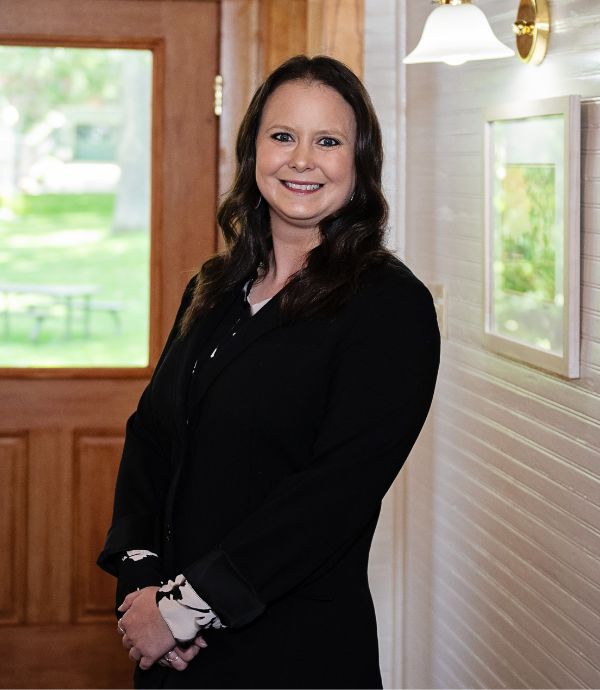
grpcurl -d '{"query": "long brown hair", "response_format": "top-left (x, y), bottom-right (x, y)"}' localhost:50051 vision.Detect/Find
top-left (179, 54), bottom-right (393, 335)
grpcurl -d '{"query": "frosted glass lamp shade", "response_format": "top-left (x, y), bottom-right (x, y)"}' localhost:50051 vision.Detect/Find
top-left (403, 2), bottom-right (514, 66)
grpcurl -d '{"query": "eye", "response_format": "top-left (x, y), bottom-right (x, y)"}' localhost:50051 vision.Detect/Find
top-left (318, 136), bottom-right (341, 147)
top-left (271, 132), bottom-right (294, 143)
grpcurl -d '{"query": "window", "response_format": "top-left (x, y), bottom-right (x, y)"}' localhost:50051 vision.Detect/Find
top-left (0, 46), bottom-right (152, 367)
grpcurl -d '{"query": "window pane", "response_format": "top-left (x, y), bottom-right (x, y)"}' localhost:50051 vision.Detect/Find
top-left (0, 46), bottom-right (152, 367)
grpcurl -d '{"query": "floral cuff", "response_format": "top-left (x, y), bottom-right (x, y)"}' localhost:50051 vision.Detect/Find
top-left (156, 574), bottom-right (226, 642)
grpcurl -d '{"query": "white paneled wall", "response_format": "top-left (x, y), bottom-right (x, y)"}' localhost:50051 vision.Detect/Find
top-left (366, 0), bottom-right (600, 687)
top-left (364, 3), bottom-right (405, 689)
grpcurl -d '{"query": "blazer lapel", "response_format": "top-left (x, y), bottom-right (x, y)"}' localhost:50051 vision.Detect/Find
top-left (164, 286), bottom-right (284, 529)
top-left (185, 290), bottom-right (284, 424)
top-left (172, 287), bottom-right (239, 438)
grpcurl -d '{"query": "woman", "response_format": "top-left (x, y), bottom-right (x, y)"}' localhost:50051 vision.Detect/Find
top-left (97, 54), bottom-right (440, 689)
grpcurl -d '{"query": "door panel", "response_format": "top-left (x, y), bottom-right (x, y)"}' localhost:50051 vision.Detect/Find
top-left (0, 435), bottom-right (27, 625)
top-left (74, 433), bottom-right (124, 623)
top-left (0, 1), bottom-right (218, 686)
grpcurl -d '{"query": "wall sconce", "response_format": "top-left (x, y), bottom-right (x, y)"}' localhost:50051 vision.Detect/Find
top-left (403, 0), bottom-right (514, 66)
top-left (513, 0), bottom-right (549, 64)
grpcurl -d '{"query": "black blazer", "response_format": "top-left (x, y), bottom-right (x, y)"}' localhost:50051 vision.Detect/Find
top-left (98, 258), bottom-right (440, 689)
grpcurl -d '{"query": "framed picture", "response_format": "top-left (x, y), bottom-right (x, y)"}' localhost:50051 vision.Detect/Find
top-left (483, 96), bottom-right (581, 378)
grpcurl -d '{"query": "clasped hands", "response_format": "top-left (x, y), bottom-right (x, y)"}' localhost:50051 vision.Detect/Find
top-left (117, 587), bottom-right (208, 672)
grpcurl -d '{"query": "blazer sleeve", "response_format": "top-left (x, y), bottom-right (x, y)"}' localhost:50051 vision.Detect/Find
top-left (182, 275), bottom-right (441, 628)
top-left (97, 276), bottom-right (197, 575)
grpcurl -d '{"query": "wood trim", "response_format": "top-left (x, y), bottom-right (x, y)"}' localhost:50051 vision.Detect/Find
top-left (259, 0), bottom-right (308, 75)
top-left (0, 435), bottom-right (27, 626)
top-left (0, 36), bottom-right (163, 48)
top-left (307, 0), bottom-right (322, 56)
top-left (219, 0), bottom-right (263, 203)
top-left (0, 367), bottom-right (155, 380)
top-left (72, 431), bottom-right (124, 623)
top-left (149, 39), bottom-right (167, 366)
top-left (26, 429), bottom-right (73, 623)
top-left (157, 1), bottom-right (219, 340)
top-left (307, 0), bottom-right (364, 77)
top-left (0, 623), bottom-right (132, 689)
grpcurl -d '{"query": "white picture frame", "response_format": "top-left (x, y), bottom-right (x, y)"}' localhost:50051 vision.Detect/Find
top-left (483, 96), bottom-right (581, 378)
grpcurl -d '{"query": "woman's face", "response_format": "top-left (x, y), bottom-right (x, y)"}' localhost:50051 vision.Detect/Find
top-left (255, 80), bottom-right (356, 238)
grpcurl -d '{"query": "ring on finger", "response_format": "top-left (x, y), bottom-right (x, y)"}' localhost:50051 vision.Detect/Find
top-left (117, 620), bottom-right (125, 635)
top-left (164, 650), bottom-right (180, 663)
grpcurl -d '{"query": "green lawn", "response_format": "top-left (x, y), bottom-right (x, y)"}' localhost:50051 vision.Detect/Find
top-left (0, 193), bottom-right (149, 367)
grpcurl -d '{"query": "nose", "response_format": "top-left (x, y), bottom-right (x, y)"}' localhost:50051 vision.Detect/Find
top-left (288, 140), bottom-right (314, 172)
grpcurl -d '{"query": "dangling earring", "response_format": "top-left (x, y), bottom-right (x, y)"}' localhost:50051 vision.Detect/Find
top-left (350, 191), bottom-right (355, 202)
top-left (254, 195), bottom-right (262, 210)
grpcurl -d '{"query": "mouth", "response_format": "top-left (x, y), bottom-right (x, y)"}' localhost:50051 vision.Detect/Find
top-left (280, 180), bottom-right (324, 194)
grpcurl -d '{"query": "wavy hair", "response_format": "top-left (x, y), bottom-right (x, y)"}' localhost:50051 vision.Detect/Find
top-left (179, 54), bottom-right (393, 335)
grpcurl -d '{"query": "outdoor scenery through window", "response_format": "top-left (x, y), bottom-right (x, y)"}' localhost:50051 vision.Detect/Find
top-left (0, 46), bottom-right (152, 367)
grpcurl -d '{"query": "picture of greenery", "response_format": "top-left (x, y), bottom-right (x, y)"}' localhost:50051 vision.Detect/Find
top-left (496, 163), bottom-right (557, 302)
top-left (487, 112), bottom-right (566, 356)
top-left (484, 98), bottom-right (580, 378)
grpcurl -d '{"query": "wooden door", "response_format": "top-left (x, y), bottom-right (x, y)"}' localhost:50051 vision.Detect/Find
top-left (0, 1), bottom-right (219, 687)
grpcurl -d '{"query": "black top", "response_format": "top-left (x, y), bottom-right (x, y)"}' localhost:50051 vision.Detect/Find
top-left (99, 258), bottom-right (441, 689)
top-left (114, 283), bottom-right (255, 615)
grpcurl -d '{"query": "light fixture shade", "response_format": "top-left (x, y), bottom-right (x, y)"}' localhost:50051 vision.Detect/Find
top-left (403, 2), bottom-right (514, 66)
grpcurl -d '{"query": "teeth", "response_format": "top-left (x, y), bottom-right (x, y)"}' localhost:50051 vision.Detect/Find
top-left (284, 182), bottom-right (322, 191)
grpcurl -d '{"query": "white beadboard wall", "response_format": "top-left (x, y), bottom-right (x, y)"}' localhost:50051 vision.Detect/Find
top-left (394, 0), bottom-right (600, 687)
top-left (364, 3), bottom-right (405, 689)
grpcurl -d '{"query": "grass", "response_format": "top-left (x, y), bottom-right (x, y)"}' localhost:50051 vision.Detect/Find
top-left (0, 193), bottom-right (149, 367)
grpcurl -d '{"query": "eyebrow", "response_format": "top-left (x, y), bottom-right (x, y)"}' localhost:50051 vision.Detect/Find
top-left (264, 124), bottom-right (351, 139)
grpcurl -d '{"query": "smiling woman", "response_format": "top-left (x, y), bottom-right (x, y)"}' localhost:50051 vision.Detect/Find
top-left (98, 55), bottom-right (440, 690)
top-left (250, 80), bottom-right (357, 302)
top-left (255, 80), bottom-right (356, 238)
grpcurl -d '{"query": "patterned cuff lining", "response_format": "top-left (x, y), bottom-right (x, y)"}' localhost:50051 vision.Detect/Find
top-left (157, 574), bottom-right (226, 642)
top-left (123, 549), bottom-right (159, 563)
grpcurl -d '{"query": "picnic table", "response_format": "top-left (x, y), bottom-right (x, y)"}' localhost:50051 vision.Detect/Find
top-left (0, 283), bottom-right (99, 340)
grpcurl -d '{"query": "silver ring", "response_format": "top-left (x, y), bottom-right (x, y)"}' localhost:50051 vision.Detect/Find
top-left (164, 650), bottom-right (180, 663)
top-left (118, 620), bottom-right (126, 634)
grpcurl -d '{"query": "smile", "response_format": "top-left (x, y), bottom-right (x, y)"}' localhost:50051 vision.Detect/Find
top-left (281, 180), bottom-right (324, 193)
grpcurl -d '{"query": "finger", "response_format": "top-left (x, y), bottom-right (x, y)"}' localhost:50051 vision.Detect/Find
top-left (139, 655), bottom-right (155, 671)
top-left (129, 647), bottom-right (141, 663)
top-left (158, 659), bottom-right (170, 668)
top-left (193, 635), bottom-right (208, 649)
top-left (163, 650), bottom-right (188, 672)
top-left (174, 645), bottom-right (199, 663)
top-left (118, 589), bottom-right (142, 612)
top-left (122, 634), bottom-right (134, 651)
top-left (117, 619), bottom-right (126, 636)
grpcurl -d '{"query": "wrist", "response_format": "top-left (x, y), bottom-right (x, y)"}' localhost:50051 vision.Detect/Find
top-left (156, 574), bottom-right (226, 643)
